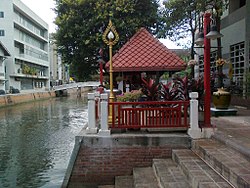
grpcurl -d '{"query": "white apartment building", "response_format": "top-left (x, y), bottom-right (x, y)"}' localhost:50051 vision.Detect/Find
top-left (0, 0), bottom-right (50, 92)
top-left (49, 36), bottom-right (70, 86)
top-left (0, 42), bottom-right (10, 92)
top-left (220, 0), bottom-right (249, 93)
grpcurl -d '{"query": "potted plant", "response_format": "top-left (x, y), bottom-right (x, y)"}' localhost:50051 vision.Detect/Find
top-left (212, 58), bottom-right (231, 109)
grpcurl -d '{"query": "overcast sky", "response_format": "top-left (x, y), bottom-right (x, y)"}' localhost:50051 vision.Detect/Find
top-left (21, 0), bottom-right (57, 32)
top-left (20, 0), bottom-right (181, 49)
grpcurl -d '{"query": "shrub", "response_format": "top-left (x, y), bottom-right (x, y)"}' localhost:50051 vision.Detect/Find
top-left (116, 90), bottom-right (143, 102)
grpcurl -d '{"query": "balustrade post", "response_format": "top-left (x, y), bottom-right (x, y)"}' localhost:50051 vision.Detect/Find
top-left (188, 92), bottom-right (202, 139)
top-left (95, 92), bottom-right (100, 120)
top-left (77, 86), bottom-right (81, 97)
top-left (86, 93), bottom-right (98, 134)
top-left (98, 93), bottom-right (110, 136)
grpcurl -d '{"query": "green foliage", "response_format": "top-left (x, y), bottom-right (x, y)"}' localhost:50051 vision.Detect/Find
top-left (116, 90), bottom-right (143, 102)
top-left (158, 0), bottom-right (228, 58)
top-left (158, 0), bottom-right (199, 42)
top-left (22, 64), bottom-right (37, 75)
top-left (141, 77), bottom-right (160, 101)
top-left (158, 75), bottom-right (204, 110)
top-left (54, 0), bottom-right (160, 81)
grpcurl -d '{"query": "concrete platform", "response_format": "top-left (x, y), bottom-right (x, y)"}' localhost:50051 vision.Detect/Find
top-left (211, 107), bottom-right (237, 116)
top-left (211, 107), bottom-right (250, 160)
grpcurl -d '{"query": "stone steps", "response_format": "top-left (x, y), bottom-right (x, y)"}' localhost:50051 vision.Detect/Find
top-left (172, 149), bottom-right (233, 188)
top-left (192, 139), bottom-right (250, 188)
top-left (98, 185), bottom-right (115, 188)
top-left (153, 158), bottom-right (191, 188)
top-left (101, 134), bottom-right (250, 188)
top-left (115, 176), bottom-right (133, 188)
top-left (133, 167), bottom-right (159, 188)
top-left (102, 148), bottom-right (235, 188)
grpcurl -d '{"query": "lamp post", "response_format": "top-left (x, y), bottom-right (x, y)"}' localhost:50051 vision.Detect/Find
top-left (195, 12), bottom-right (223, 127)
top-left (98, 48), bottom-right (104, 86)
top-left (102, 19), bottom-right (119, 123)
top-left (203, 12), bottom-right (212, 127)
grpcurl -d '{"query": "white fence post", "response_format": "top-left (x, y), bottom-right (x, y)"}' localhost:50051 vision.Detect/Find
top-left (95, 92), bottom-right (100, 121)
top-left (188, 92), bottom-right (202, 139)
top-left (98, 93), bottom-right (110, 136)
top-left (86, 93), bottom-right (98, 134)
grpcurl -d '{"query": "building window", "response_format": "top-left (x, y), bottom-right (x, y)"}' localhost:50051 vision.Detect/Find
top-left (229, 0), bottom-right (246, 13)
top-left (0, 12), bottom-right (4, 18)
top-left (198, 51), bottom-right (217, 75)
top-left (230, 42), bottom-right (245, 87)
top-left (0, 30), bottom-right (4, 36)
top-left (240, 0), bottom-right (246, 7)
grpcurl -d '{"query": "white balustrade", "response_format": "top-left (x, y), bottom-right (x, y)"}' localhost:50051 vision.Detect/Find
top-left (86, 93), bottom-right (98, 134)
top-left (188, 92), bottom-right (202, 139)
top-left (98, 93), bottom-right (110, 136)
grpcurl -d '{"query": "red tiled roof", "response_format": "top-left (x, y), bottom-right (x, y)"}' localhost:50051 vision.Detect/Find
top-left (107, 28), bottom-right (186, 72)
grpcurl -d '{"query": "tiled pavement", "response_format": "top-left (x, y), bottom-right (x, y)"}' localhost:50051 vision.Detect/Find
top-left (211, 106), bottom-right (250, 160)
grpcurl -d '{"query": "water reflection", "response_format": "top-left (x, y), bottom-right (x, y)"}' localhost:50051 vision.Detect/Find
top-left (0, 96), bottom-right (88, 188)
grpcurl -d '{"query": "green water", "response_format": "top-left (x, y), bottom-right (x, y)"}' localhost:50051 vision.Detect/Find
top-left (0, 96), bottom-right (88, 188)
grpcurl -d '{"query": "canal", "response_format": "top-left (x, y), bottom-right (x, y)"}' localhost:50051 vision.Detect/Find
top-left (0, 95), bottom-right (88, 188)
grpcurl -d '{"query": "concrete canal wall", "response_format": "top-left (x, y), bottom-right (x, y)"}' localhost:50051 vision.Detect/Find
top-left (0, 86), bottom-right (93, 107)
top-left (0, 91), bottom-right (56, 107)
top-left (66, 86), bottom-right (93, 96)
top-left (64, 132), bottom-right (191, 188)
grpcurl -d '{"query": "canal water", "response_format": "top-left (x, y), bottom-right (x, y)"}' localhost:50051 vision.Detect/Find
top-left (0, 95), bottom-right (88, 188)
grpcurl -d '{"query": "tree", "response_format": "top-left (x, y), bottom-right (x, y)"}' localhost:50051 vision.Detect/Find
top-left (159, 0), bottom-right (228, 80)
top-left (158, 0), bottom-right (200, 59)
top-left (54, 0), bottom-right (160, 81)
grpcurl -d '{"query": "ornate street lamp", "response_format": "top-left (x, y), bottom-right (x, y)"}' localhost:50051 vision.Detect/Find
top-left (201, 12), bottom-right (223, 127)
top-left (203, 12), bottom-right (212, 127)
top-left (102, 19), bottom-right (119, 123)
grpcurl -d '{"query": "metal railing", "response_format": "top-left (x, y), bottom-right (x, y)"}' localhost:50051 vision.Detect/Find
top-left (53, 81), bottom-right (99, 91)
top-left (109, 101), bottom-right (190, 129)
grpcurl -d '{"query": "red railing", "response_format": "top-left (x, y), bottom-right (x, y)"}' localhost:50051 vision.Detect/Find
top-left (109, 101), bottom-right (189, 129)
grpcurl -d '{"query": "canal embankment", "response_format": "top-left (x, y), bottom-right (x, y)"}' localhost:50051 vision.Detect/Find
top-left (0, 86), bottom-right (93, 107)
top-left (63, 130), bottom-right (191, 188)
top-left (0, 91), bottom-right (55, 107)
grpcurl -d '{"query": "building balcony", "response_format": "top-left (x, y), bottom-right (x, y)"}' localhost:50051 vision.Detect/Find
top-left (13, 21), bottom-right (48, 43)
top-left (9, 72), bottom-right (49, 80)
top-left (0, 72), bottom-right (6, 82)
top-left (15, 53), bottom-right (49, 67)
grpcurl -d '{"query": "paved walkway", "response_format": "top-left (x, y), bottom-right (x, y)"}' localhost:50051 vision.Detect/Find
top-left (211, 106), bottom-right (250, 159)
